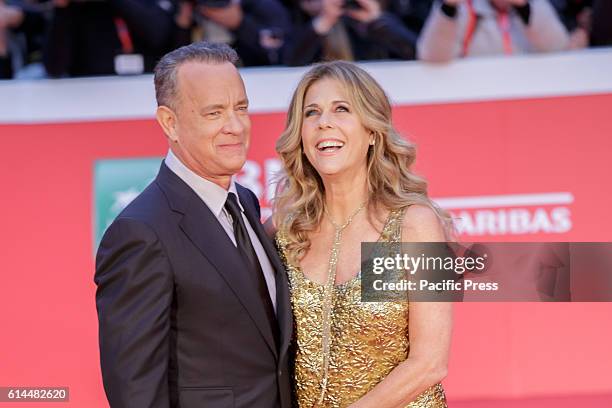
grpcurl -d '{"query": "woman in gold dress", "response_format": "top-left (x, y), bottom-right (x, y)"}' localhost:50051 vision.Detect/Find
top-left (272, 61), bottom-right (452, 408)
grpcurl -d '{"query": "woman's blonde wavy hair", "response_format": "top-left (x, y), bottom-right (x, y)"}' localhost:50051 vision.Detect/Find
top-left (273, 61), bottom-right (452, 264)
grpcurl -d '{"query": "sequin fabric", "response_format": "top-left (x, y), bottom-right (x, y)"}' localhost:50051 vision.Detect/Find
top-left (276, 209), bottom-right (447, 408)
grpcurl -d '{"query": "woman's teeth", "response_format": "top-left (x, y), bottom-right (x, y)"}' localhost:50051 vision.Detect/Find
top-left (316, 140), bottom-right (345, 151)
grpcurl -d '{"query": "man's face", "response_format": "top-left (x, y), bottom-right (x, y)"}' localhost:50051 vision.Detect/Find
top-left (170, 61), bottom-right (250, 186)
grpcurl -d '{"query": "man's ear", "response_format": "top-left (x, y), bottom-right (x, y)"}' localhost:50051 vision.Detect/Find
top-left (156, 105), bottom-right (179, 143)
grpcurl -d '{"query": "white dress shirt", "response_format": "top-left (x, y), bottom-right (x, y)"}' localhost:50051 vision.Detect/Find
top-left (164, 150), bottom-right (277, 312)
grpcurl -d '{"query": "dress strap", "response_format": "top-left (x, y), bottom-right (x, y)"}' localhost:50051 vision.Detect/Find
top-left (379, 207), bottom-right (407, 243)
top-left (274, 229), bottom-right (290, 266)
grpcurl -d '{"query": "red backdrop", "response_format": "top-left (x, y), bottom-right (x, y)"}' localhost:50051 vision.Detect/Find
top-left (1, 89), bottom-right (611, 406)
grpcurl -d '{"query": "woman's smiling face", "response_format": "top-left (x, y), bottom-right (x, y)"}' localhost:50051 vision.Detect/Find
top-left (301, 78), bottom-right (373, 179)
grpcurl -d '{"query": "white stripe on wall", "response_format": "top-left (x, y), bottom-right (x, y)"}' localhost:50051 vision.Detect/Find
top-left (435, 192), bottom-right (575, 209)
top-left (1, 48), bottom-right (611, 123)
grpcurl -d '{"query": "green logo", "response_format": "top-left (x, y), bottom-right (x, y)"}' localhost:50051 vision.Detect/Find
top-left (93, 157), bottom-right (163, 250)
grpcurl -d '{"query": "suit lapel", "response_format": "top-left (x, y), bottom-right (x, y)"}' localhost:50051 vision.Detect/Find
top-left (237, 186), bottom-right (293, 359)
top-left (156, 164), bottom-right (278, 358)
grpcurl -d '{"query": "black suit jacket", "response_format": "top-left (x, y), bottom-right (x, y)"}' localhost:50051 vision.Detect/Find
top-left (95, 162), bottom-right (293, 408)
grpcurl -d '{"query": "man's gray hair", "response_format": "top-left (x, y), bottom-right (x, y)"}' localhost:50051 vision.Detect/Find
top-left (154, 42), bottom-right (239, 109)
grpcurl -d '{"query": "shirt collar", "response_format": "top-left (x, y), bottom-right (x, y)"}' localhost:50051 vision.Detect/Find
top-left (164, 149), bottom-right (243, 216)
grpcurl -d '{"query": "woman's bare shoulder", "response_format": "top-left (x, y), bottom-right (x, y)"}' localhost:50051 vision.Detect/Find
top-left (401, 204), bottom-right (445, 242)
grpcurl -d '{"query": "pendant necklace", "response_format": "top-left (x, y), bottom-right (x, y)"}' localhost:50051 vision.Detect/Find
top-left (316, 200), bottom-right (367, 406)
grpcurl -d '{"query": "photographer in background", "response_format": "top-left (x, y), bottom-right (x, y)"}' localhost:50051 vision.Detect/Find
top-left (0, 0), bottom-right (24, 77)
top-left (549, 0), bottom-right (612, 48)
top-left (550, 0), bottom-right (591, 49)
top-left (173, 0), bottom-right (291, 66)
top-left (590, 0), bottom-right (612, 46)
top-left (282, 0), bottom-right (432, 66)
top-left (0, 0), bottom-right (47, 79)
top-left (44, 0), bottom-right (178, 77)
top-left (417, 0), bottom-right (569, 62)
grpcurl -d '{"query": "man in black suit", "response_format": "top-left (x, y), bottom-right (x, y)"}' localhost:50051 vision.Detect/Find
top-left (94, 42), bottom-right (292, 408)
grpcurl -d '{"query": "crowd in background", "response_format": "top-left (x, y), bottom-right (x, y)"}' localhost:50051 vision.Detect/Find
top-left (0, 0), bottom-right (610, 79)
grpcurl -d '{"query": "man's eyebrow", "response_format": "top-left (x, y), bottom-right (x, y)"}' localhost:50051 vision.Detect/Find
top-left (200, 104), bottom-right (225, 113)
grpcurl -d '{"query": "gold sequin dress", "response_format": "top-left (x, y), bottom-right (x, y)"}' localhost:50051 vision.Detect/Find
top-left (276, 209), bottom-right (447, 408)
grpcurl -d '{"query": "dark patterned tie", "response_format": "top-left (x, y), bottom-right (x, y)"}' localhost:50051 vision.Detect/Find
top-left (224, 192), bottom-right (279, 346)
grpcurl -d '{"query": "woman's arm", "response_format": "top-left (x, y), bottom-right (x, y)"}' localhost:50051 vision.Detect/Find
top-left (350, 205), bottom-right (452, 408)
